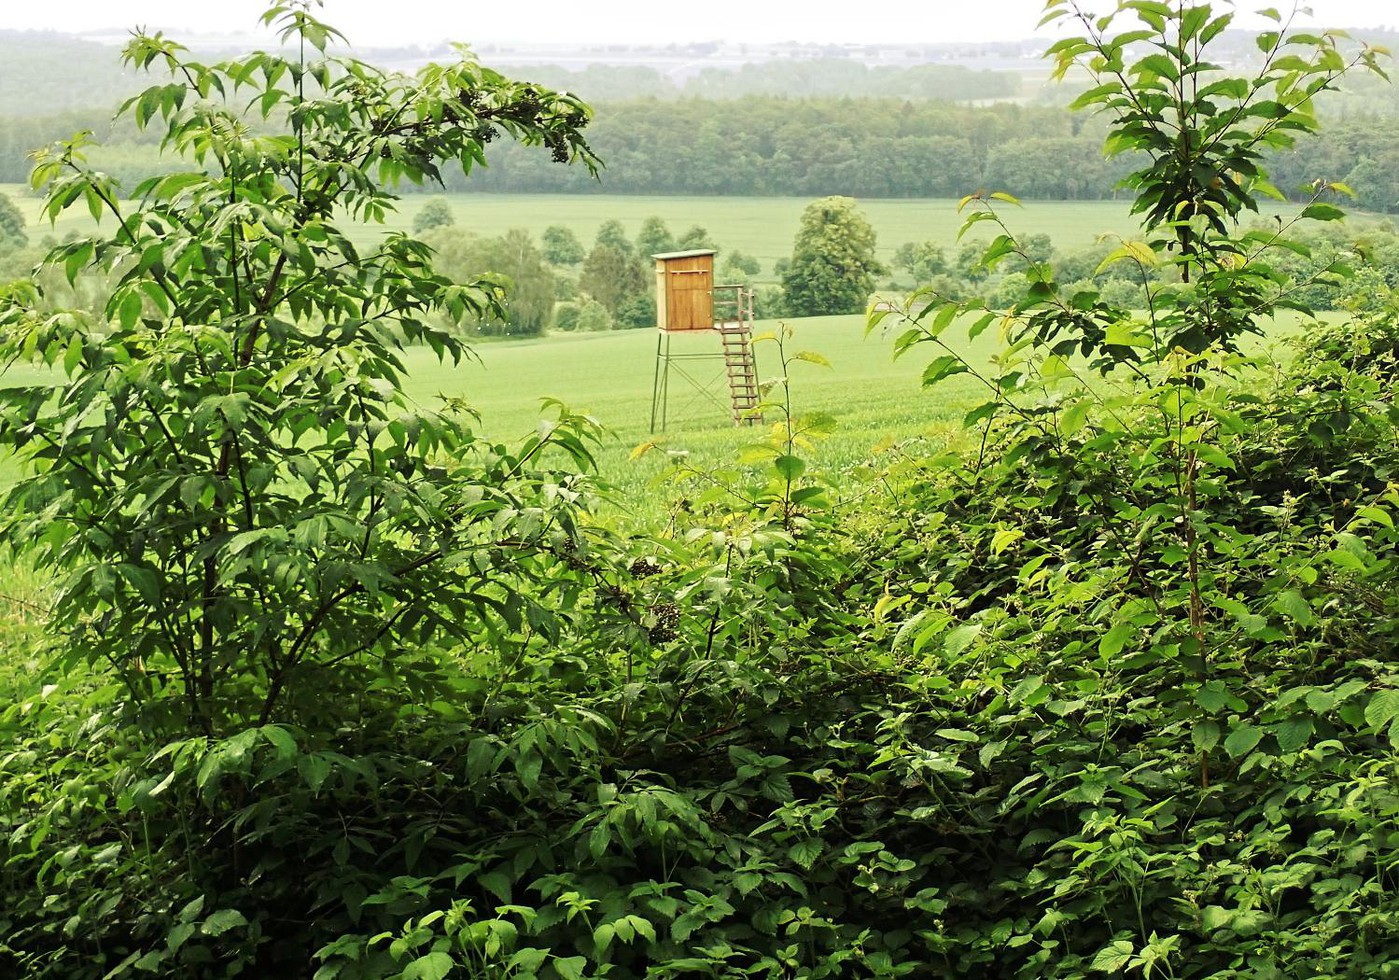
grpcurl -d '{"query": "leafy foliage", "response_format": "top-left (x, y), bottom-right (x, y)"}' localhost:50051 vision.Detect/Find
top-left (5, 2), bottom-right (1399, 979)
top-left (542, 224), bottom-right (587, 266)
top-left (782, 196), bottom-right (883, 316)
top-left (422, 227), bottom-right (557, 335)
top-left (0, 3), bottom-right (599, 735)
top-left (635, 215), bottom-right (677, 258)
top-left (579, 242), bottom-right (647, 316)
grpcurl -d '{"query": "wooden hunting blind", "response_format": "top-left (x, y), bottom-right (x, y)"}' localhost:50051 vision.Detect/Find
top-left (654, 249), bottom-right (716, 333)
top-left (649, 249), bottom-right (762, 432)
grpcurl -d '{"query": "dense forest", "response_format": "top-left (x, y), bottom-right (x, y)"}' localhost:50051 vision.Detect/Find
top-left (8, 98), bottom-right (1399, 207)
top-left (5, 29), bottom-right (1399, 209)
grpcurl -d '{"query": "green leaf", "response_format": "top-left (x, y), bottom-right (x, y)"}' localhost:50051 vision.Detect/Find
top-left (1099, 621), bottom-right (1135, 659)
top-left (936, 728), bottom-right (980, 743)
top-left (1192, 720), bottom-right (1221, 752)
top-left (1090, 939), bottom-right (1135, 972)
top-left (773, 454), bottom-right (806, 482)
top-left (509, 948), bottom-right (549, 973)
top-left (944, 624), bottom-right (980, 656)
top-left (553, 957), bottom-right (588, 980)
top-left (1095, 241), bottom-right (1156, 274)
top-left (1195, 682), bottom-right (1229, 713)
top-left (261, 725), bottom-right (297, 760)
top-left (990, 527), bottom-right (1024, 555)
top-left (1273, 718), bottom-right (1313, 755)
top-left (588, 821), bottom-right (609, 859)
top-left (1060, 399), bottom-right (1091, 436)
top-left (922, 354), bottom-right (969, 386)
top-left (1010, 674), bottom-right (1049, 707)
top-left (119, 289), bottom-right (144, 329)
top-left (1300, 202), bottom-right (1346, 222)
top-left (402, 951), bottom-right (454, 980)
top-left (298, 753), bottom-right (332, 793)
top-left (1365, 690), bottom-right (1399, 731)
top-left (788, 838), bottom-right (823, 870)
top-left (1355, 505), bottom-right (1394, 529)
top-left (1223, 724), bottom-right (1264, 759)
top-left (1271, 590), bottom-right (1314, 627)
top-left (63, 333), bottom-right (83, 375)
top-left (201, 909), bottom-right (248, 937)
top-left (1040, 354), bottom-right (1072, 381)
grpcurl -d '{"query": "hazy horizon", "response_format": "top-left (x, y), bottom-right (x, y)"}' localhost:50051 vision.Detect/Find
top-left (4, 0), bottom-right (1396, 48)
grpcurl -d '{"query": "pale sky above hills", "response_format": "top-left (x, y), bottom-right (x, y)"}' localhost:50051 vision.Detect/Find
top-left (6, 1), bottom-right (1397, 47)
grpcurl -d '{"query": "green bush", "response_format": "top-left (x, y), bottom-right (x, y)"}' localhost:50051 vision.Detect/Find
top-left (615, 292), bottom-right (655, 329)
top-left (575, 297), bottom-right (613, 332)
top-left (0, 4), bottom-right (598, 737)
top-left (553, 300), bottom-right (581, 331)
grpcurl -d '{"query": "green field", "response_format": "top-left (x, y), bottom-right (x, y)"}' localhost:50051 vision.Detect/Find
top-left (0, 306), bottom-right (986, 532)
top-left (3, 185), bottom-right (1152, 276)
top-left (402, 313), bottom-right (990, 491)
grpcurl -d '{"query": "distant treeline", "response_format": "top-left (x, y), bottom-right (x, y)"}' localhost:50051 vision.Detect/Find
top-left (5, 97), bottom-right (1399, 209)
top-left (0, 32), bottom-right (145, 118)
top-left (512, 59), bottom-right (1022, 102)
top-left (0, 100), bottom-right (1136, 198)
top-left (0, 29), bottom-right (1023, 115)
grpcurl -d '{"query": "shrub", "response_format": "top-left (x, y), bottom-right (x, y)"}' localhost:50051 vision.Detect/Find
top-left (0, 4), bottom-right (599, 736)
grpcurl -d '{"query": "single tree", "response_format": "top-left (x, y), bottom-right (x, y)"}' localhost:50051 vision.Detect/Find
top-left (593, 218), bottom-right (632, 255)
top-left (541, 224), bottom-right (585, 265)
top-left (781, 196), bottom-right (883, 316)
top-left (579, 243), bottom-right (647, 316)
top-left (676, 224), bottom-right (717, 252)
top-left (635, 215), bottom-right (677, 257)
top-left (412, 195), bottom-right (455, 234)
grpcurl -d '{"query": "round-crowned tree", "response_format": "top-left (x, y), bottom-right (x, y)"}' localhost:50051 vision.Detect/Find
top-left (780, 196), bottom-right (883, 316)
top-left (579, 242), bottom-right (646, 316)
top-left (542, 224), bottom-right (586, 265)
top-left (0, 190), bottom-right (27, 250)
top-left (411, 195), bottom-right (455, 234)
top-left (635, 215), bottom-right (676, 257)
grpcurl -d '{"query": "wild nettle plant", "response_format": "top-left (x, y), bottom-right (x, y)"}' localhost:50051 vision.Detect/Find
top-left (869, 0), bottom-right (1389, 753)
top-left (0, 2), bottom-right (603, 735)
top-left (632, 327), bottom-right (841, 653)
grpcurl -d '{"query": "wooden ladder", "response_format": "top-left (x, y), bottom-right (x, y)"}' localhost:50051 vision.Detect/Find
top-left (715, 285), bottom-right (762, 426)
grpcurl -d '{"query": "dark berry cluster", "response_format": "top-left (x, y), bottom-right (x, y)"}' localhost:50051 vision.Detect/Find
top-left (629, 557), bottom-right (662, 578)
top-left (647, 602), bottom-right (680, 644)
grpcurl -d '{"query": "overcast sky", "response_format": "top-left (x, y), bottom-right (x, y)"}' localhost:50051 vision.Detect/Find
top-left (5, 0), bottom-right (1397, 47)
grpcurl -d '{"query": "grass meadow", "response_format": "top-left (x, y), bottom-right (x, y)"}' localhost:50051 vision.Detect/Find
top-left (0, 184), bottom-right (1328, 516)
top-left (400, 312), bottom-right (991, 489)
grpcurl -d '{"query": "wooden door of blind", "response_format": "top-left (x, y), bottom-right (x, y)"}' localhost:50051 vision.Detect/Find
top-left (664, 256), bottom-right (712, 331)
